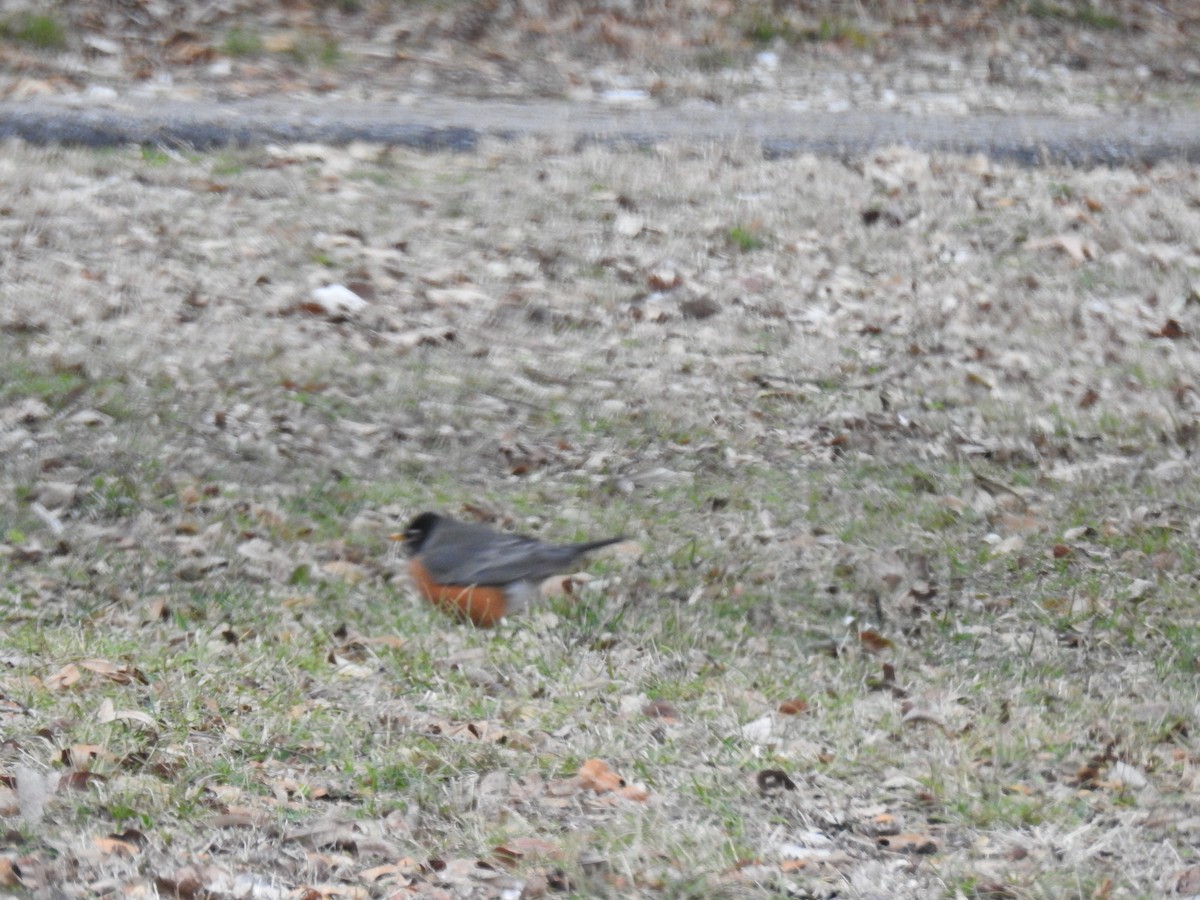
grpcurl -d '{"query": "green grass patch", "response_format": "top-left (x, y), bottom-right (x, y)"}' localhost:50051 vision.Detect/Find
top-left (222, 27), bottom-right (263, 57)
top-left (1, 12), bottom-right (66, 50)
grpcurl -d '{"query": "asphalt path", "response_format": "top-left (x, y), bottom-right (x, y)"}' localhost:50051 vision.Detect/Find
top-left (3, 96), bottom-right (1198, 165)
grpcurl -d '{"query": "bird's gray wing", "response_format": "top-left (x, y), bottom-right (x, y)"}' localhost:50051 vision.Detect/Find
top-left (423, 532), bottom-right (616, 585)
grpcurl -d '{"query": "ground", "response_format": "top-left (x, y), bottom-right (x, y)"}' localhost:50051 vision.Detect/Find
top-left (2, 2), bottom-right (1200, 899)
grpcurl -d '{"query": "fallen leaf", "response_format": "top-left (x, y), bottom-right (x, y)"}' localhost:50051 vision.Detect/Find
top-left (778, 698), bottom-right (809, 715)
top-left (79, 659), bottom-right (146, 685)
top-left (876, 832), bottom-right (937, 854)
top-left (641, 700), bottom-right (678, 721)
top-left (322, 560), bottom-right (368, 584)
top-left (45, 664), bottom-right (81, 690)
top-left (614, 213), bottom-right (643, 237)
top-left (1030, 233), bottom-right (1098, 263)
top-left (756, 769), bottom-right (796, 793)
top-left (1176, 866), bottom-right (1200, 895)
top-left (359, 861), bottom-right (418, 883)
top-left (1149, 318), bottom-right (1187, 339)
top-left (96, 699), bottom-right (157, 729)
top-left (59, 770), bottom-right (108, 791)
top-left (493, 837), bottom-right (561, 865)
top-left (858, 630), bottom-right (894, 652)
top-left (679, 295), bottom-right (721, 319)
top-left (94, 835), bottom-right (139, 857)
top-left (618, 783), bottom-right (650, 802)
top-left (211, 811), bottom-right (268, 828)
top-left (308, 284), bottom-right (368, 317)
top-left (579, 759), bottom-right (623, 793)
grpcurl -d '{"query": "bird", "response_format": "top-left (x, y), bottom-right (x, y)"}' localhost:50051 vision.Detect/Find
top-left (400, 511), bottom-right (624, 627)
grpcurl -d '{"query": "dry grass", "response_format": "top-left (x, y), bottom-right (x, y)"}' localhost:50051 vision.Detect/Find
top-left (2, 137), bottom-right (1200, 898)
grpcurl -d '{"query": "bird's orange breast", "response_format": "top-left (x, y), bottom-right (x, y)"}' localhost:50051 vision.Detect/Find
top-left (408, 557), bottom-right (509, 627)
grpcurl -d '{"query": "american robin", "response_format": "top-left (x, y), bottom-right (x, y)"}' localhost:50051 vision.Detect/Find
top-left (401, 511), bottom-right (624, 627)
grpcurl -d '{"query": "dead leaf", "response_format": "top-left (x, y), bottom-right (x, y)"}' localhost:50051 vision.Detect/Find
top-left (307, 284), bottom-right (368, 317)
top-left (96, 698), bottom-right (157, 729)
top-left (359, 860), bottom-right (418, 883)
top-left (876, 832), bottom-right (937, 854)
top-left (493, 837), bottom-right (561, 865)
top-left (1030, 233), bottom-right (1098, 263)
top-left (579, 759), bottom-right (623, 793)
top-left (94, 835), bottom-right (139, 857)
top-left (59, 770), bottom-right (107, 791)
top-left (211, 811), bottom-right (269, 828)
top-left (80, 659), bottom-right (146, 685)
top-left (331, 655), bottom-right (375, 679)
top-left (1175, 866), bottom-right (1200, 895)
top-left (647, 267), bottom-right (682, 290)
top-left (641, 700), bottom-right (678, 721)
top-left (322, 560), bottom-right (368, 584)
top-left (1149, 318), bottom-right (1187, 339)
top-left (60, 744), bottom-right (110, 769)
top-left (45, 664), bottom-right (81, 691)
top-left (577, 759), bottom-right (648, 800)
top-left (756, 769), bottom-right (796, 793)
top-left (618, 783), bottom-right (650, 802)
top-left (778, 698), bottom-right (809, 715)
top-left (614, 213), bottom-right (643, 237)
top-left (679, 295), bottom-right (721, 319)
top-left (858, 630), bottom-right (894, 652)
top-left (359, 634), bottom-right (405, 650)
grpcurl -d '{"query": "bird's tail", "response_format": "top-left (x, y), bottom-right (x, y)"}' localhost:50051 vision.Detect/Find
top-left (571, 536), bottom-right (625, 554)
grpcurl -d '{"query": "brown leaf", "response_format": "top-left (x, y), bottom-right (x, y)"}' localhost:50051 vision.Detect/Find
top-left (80, 659), bottom-right (146, 685)
top-left (358, 634), bottom-right (405, 650)
top-left (60, 744), bottom-right (108, 769)
top-left (1029, 233), bottom-right (1098, 263)
top-left (876, 832), bottom-right (938, 854)
top-left (94, 835), bottom-right (139, 857)
top-left (59, 770), bottom-right (108, 791)
top-left (1176, 866), bottom-right (1200, 895)
top-left (579, 759), bottom-right (623, 793)
top-left (1150, 318), bottom-right (1187, 339)
top-left (641, 700), bottom-right (678, 721)
top-left (45, 664), bottom-right (81, 690)
top-left (321, 560), bottom-right (368, 584)
top-left (858, 630), bottom-right (894, 652)
top-left (359, 860), bottom-right (419, 883)
top-left (756, 769), bottom-right (796, 793)
top-left (492, 837), bottom-right (561, 865)
top-left (679, 296), bottom-right (721, 320)
top-left (211, 812), bottom-right (268, 828)
top-left (777, 698), bottom-right (809, 715)
top-left (96, 698), bottom-right (157, 729)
